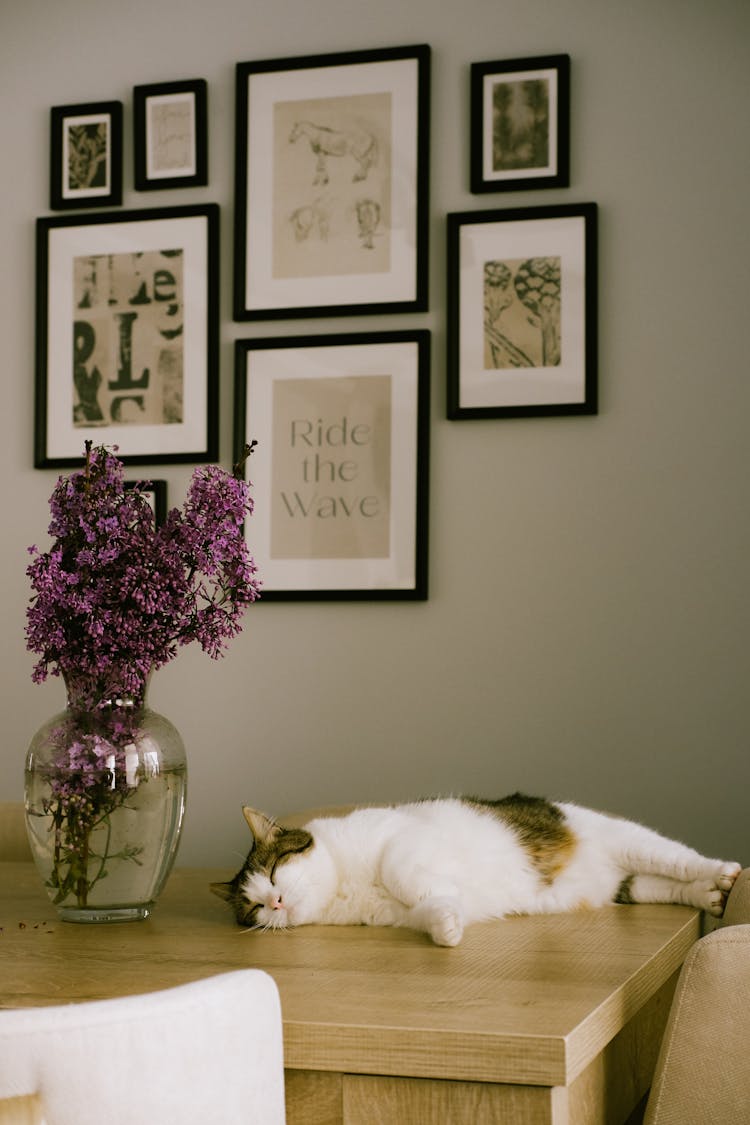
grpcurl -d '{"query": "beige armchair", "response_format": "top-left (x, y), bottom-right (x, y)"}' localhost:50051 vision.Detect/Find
top-left (642, 867), bottom-right (750, 1124)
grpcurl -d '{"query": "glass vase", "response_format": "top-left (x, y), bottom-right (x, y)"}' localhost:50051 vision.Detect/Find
top-left (24, 681), bottom-right (187, 923)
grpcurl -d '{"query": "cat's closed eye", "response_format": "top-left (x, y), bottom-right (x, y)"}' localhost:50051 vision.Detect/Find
top-left (237, 902), bottom-right (262, 927)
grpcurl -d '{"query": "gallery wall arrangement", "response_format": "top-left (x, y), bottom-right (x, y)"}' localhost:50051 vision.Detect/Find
top-left (37, 45), bottom-right (597, 600)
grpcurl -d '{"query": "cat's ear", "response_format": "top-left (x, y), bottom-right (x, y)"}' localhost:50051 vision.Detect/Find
top-left (210, 880), bottom-right (235, 902)
top-left (242, 806), bottom-right (280, 844)
top-left (277, 827), bottom-right (314, 860)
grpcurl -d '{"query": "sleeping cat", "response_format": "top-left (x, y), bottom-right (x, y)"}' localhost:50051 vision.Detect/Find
top-left (210, 794), bottom-right (741, 946)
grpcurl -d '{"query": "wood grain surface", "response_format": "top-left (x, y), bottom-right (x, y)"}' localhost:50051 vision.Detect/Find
top-left (0, 862), bottom-right (699, 1124)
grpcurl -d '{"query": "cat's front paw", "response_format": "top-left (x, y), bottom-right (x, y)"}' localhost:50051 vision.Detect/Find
top-left (692, 863), bottom-right (742, 916)
top-left (428, 899), bottom-right (464, 947)
top-left (715, 861), bottom-right (742, 892)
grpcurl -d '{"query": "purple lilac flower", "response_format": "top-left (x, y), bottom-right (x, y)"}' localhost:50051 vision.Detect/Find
top-left (26, 443), bottom-right (260, 708)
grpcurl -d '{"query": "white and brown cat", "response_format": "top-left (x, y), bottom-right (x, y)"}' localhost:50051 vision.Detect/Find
top-left (211, 794), bottom-right (741, 946)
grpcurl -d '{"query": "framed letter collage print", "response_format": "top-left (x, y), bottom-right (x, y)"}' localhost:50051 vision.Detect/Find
top-left (35, 204), bottom-right (219, 467)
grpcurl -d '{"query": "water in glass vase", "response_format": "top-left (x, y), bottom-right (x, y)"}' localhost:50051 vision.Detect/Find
top-left (24, 703), bottom-right (188, 923)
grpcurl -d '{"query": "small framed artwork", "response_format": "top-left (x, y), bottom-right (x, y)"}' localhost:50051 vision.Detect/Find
top-left (447, 203), bottom-right (597, 419)
top-left (470, 55), bottom-right (570, 193)
top-left (234, 330), bottom-right (430, 599)
top-left (35, 204), bottom-right (220, 467)
top-left (133, 79), bottom-right (208, 191)
top-left (234, 44), bottom-right (430, 320)
top-left (50, 101), bottom-right (123, 210)
top-left (125, 479), bottom-right (167, 525)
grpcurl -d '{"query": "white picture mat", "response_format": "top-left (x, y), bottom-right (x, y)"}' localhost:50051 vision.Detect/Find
top-left (244, 341), bottom-right (420, 590)
top-left (458, 214), bottom-right (587, 410)
top-left (145, 92), bottom-right (197, 178)
top-left (244, 58), bottom-right (419, 310)
top-left (45, 214), bottom-right (209, 459)
top-left (482, 68), bottom-right (559, 182)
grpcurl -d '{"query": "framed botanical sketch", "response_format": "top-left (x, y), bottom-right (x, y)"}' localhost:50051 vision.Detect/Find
top-left (50, 101), bottom-right (123, 210)
top-left (470, 55), bottom-right (570, 193)
top-left (447, 203), bottom-right (597, 419)
top-left (124, 479), bottom-right (167, 525)
top-left (133, 79), bottom-right (208, 190)
top-left (234, 44), bottom-right (430, 320)
top-left (35, 204), bottom-right (220, 467)
top-left (234, 331), bottom-right (430, 598)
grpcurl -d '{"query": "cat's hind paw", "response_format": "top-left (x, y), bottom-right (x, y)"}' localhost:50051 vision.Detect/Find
top-left (694, 863), bottom-right (742, 916)
top-left (702, 884), bottom-right (729, 917)
top-left (715, 862), bottom-right (742, 893)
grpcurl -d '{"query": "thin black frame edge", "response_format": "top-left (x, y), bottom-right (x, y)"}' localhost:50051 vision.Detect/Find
top-left (233, 329), bottom-right (430, 600)
top-left (34, 203), bottom-right (220, 469)
top-left (49, 100), bottom-right (124, 211)
top-left (232, 44), bottom-right (431, 322)
top-left (469, 54), bottom-right (570, 195)
top-left (133, 79), bottom-right (209, 192)
top-left (446, 201), bottom-right (598, 420)
top-left (124, 479), bottom-right (168, 525)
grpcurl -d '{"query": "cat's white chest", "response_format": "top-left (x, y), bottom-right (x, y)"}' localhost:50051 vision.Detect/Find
top-left (317, 879), bottom-right (402, 927)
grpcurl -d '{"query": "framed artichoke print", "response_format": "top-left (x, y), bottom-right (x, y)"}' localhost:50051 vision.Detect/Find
top-left (234, 44), bottom-right (430, 320)
top-left (234, 330), bottom-right (430, 598)
top-left (50, 101), bottom-right (123, 210)
top-left (447, 203), bottom-right (597, 419)
top-left (35, 204), bottom-right (219, 467)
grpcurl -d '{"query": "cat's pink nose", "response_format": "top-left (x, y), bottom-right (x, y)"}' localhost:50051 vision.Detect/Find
top-left (271, 895), bottom-right (283, 910)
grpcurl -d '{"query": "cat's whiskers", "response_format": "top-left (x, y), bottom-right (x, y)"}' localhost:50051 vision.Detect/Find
top-left (261, 914), bottom-right (288, 933)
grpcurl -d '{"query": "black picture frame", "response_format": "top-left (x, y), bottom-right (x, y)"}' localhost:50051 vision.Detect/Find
top-left (35, 204), bottom-right (220, 468)
top-left (234, 330), bottom-right (430, 599)
top-left (447, 203), bottom-right (597, 419)
top-left (133, 79), bottom-right (208, 191)
top-left (234, 44), bottom-right (430, 320)
top-left (470, 55), bottom-right (570, 194)
top-left (124, 479), bottom-right (168, 525)
top-left (50, 101), bottom-right (123, 211)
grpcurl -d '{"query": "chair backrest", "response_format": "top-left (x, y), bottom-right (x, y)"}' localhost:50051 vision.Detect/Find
top-left (0, 803), bottom-right (31, 861)
top-left (0, 971), bottom-right (286, 1125)
top-left (719, 865), bottom-right (750, 926)
top-left (643, 868), bottom-right (750, 1125)
top-left (0, 1095), bottom-right (44, 1125)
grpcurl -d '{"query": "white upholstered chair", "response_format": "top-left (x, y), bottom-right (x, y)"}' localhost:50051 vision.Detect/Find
top-left (0, 970), bottom-right (286, 1125)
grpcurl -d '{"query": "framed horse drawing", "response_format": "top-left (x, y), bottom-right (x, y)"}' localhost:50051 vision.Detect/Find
top-left (234, 45), bottom-right (430, 320)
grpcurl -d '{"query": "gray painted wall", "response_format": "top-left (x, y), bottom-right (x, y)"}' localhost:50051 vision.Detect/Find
top-left (2, 0), bottom-right (748, 869)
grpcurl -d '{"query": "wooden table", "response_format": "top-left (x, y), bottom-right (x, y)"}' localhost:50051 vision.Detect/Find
top-left (0, 862), bottom-right (700, 1125)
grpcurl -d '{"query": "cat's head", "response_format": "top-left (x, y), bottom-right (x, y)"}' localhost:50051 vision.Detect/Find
top-left (210, 806), bottom-right (314, 930)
